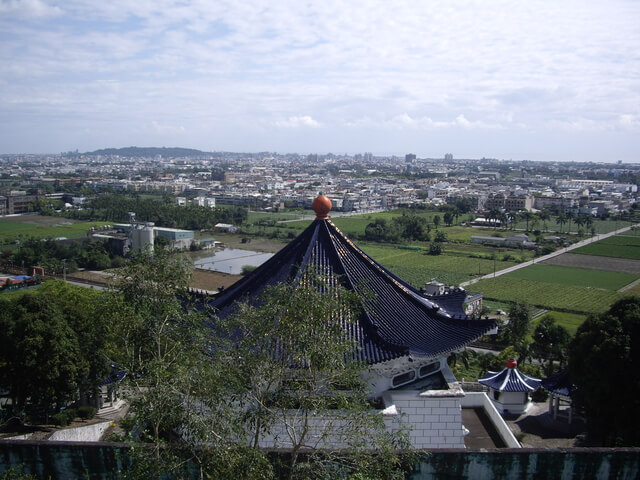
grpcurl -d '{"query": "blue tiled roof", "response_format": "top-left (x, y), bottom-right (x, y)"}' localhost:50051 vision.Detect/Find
top-left (479, 367), bottom-right (541, 392)
top-left (542, 369), bottom-right (575, 397)
top-left (210, 218), bottom-right (496, 365)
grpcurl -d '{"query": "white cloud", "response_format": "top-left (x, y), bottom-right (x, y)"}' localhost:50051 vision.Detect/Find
top-left (275, 116), bottom-right (321, 128)
top-left (0, 0), bottom-right (62, 18)
top-left (619, 114), bottom-right (640, 128)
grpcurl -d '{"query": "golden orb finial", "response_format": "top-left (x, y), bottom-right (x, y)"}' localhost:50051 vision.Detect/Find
top-left (312, 195), bottom-right (332, 220)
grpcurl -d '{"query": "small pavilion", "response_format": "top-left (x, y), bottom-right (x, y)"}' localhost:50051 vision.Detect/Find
top-left (479, 360), bottom-right (541, 415)
top-left (542, 369), bottom-right (576, 423)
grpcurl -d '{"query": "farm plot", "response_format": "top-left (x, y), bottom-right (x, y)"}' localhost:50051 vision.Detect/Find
top-left (0, 217), bottom-right (111, 242)
top-left (533, 311), bottom-right (587, 336)
top-left (471, 277), bottom-right (625, 315)
top-left (504, 264), bottom-right (638, 290)
top-left (541, 253), bottom-right (640, 275)
top-left (571, 235), bottom-right (640, 260)
top-left (360, 244), bottom-right (519, 288)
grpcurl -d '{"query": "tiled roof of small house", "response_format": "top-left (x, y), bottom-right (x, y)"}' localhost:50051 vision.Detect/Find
top-left (210, 196), bottom-right (496, 365)
top-left (479, 361), bottom-right (541, 392)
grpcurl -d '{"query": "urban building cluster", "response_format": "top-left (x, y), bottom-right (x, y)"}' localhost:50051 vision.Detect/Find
top-left (1, 150), bottom-right (637, 218)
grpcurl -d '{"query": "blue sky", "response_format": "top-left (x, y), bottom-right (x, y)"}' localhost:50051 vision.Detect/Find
top-left (1, 0), bottom-right (639, 161)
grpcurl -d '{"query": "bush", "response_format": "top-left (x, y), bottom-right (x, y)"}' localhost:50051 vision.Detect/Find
top-left (427, 242), bottom-right (443, 256)
top-left (78, 406), bottom-right (97, 420)
top-left (241, 265), bottom-right (257, 275)
top-left (63, 408), bottom-right (77, 422)
top-left (532, 388), bottom-right (548, 402)
top-left (52, 413), bottom-right (69, 426)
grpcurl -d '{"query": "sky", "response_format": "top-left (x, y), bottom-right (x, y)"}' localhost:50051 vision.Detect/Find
top-left (1, 0), bottom-right (639, 162)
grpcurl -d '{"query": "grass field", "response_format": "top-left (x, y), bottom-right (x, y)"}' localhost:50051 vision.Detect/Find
top-left (572, 234), bottom-right (640, 260)
top-left (533, 311), bottom-right (587, 336)
top-left (359, 244), bottom-right (520, 288)
top-left (504, 264), bottom-right (638, 290)
top-left (0, 218), bottom-right (111, 242)
top-left (471, 276), bottom-right (625, 315)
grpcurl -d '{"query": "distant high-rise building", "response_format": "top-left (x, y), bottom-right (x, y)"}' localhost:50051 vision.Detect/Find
top-left (444, 153), bottom-right (453, 161)
top-left (405, 153), bottom-right (417, 163)
top-left (363, 152), bottom-right (373, 162)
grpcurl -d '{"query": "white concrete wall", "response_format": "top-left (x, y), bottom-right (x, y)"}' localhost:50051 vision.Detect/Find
top-left (48, 422), bottom-right (111, 442)
top-left (460, 392), bottom-right (520, 448)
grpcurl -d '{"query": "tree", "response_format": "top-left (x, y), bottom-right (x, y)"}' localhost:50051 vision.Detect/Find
top-left (556, 213), bottom-right (567, 233)
top-left (428, 242), bottom-right (443, 255)
top-left (432, 214), bottom-right (441, 230)
top-left (501, 301), bottom-right (532, 360)
top-left (434, 230), bottom-right (447, 243)
top-left (522, 211), bottom-right (534, 232)
top-left (569, 297), bottom-right (640, 446)
top-left (530, 315), bottom-right (570, 375)
top-left (443, 211), bottom-right (453, 227)
top-left (0, 282), bottom-right (108, 418)
top-left (106, 250), bottom-right (234, 479)
top-left (364, 218), bottom-right (400, 242)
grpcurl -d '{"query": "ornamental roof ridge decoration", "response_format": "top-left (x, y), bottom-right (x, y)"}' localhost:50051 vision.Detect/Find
top-left (210, 196), bottom-right (497, 366)
top-left (479, 365), bottom-right (542, 392)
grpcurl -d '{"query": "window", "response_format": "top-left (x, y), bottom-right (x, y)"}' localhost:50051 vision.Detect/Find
top-left (392, 370), bottom-right (416, 387)
top-left (418, 362), bottom-right (439, 378)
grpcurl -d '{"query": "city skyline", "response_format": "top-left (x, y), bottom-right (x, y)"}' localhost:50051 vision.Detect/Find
top-left (1, 0), bottom-right (639, 162)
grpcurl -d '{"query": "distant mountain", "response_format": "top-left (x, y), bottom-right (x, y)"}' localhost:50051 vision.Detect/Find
top-left (85, 146), bottom-right (211, 157)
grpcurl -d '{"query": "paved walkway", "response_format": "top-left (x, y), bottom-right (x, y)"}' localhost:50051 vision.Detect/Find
top-left (460, 224), bottom-right (638, 288)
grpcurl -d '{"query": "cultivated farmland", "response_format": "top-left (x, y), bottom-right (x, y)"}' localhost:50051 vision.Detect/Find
top-left (0, 216), bottom-right (111, 242)
top-left (504, 264), bottom-right (638, 290)
top-left (571, 234), bottom-right (640, 260)
top-left (541, 253), bottom-right (640, 274)
top-left (359, 244), bottom-right (519, 287)
top-left (533, 311), bottom-right (587, 336)
top-left (471, 276), bottom-right (626, 315)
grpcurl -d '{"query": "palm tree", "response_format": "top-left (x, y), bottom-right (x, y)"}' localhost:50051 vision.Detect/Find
top-left (487, 209), bottom-right (500, 229)
top-left (556, 213), bottom-right (567, 233)
top-left (522, 211), bottom-right (534, 232)
top-left (565, 210), bottom-right (575, 234)
top-left (539, 209), bottom-right (551, 232)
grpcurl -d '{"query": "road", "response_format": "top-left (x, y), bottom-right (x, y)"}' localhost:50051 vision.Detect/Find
top-left (460, 224), bottom-right (638, 288)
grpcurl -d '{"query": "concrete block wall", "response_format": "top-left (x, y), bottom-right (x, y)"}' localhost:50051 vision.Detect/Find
top-left (391, 396), bottom-right (465, 448)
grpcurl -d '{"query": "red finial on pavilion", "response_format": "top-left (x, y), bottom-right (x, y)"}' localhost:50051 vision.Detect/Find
top-left (312, 195), bottom-right (332, 220)
top-left (506, 359), bottom-right (518, 369)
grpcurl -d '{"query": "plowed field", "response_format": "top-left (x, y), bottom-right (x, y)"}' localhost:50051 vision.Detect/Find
top-left (541, 253), bottom-right (640, 274)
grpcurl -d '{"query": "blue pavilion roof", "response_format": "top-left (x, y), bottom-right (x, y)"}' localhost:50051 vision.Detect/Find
top-left (479, 367), bottom-right (541, 392)
top-left (210, 217), bottom-right (496, 365)
top-left (542, 369), bottom-right (575, 397)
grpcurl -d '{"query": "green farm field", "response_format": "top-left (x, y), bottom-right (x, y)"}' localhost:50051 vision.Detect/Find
top-left (572, 234), bottom-right (640, 260)
top-left (471, 276), bottom-right (625, 315)
top-left (504, 264), bottom-right (638, 290)
top-left (0, 216), bottom-right (110, 242)
top-left (533, 311), bottom-right (587, 336)
top-left (359, 244), bottom-right (519, 287)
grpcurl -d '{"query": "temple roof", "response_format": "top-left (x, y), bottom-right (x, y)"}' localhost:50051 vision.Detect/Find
top-left (210, 203), bottom-right (496, 366)
top-left (479, 366), bottom-right (541, 392)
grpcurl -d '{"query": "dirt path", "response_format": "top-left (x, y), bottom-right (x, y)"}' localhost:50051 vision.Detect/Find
top-left (619, 277), bottom-right (640, 292)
